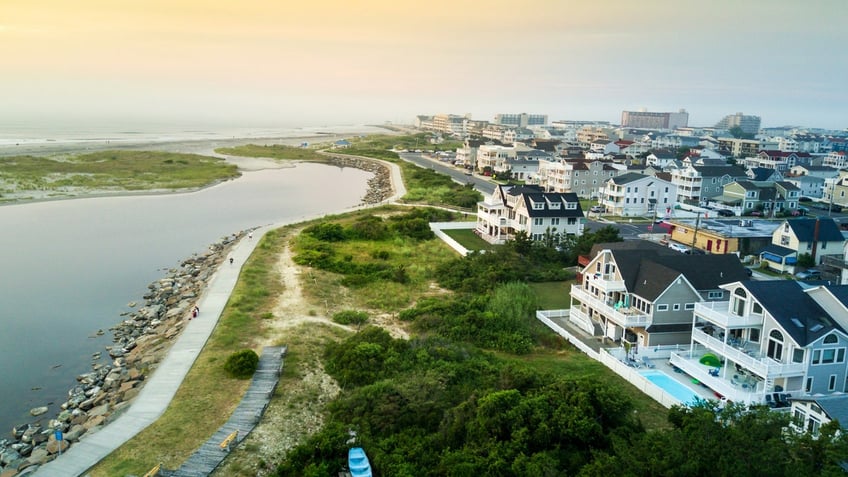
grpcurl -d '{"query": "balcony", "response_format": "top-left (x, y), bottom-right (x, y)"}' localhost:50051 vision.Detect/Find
top-left (571, 285), bottom-right (650, 328)
top-left (691, 328), bottom-right (806, 378)
top-left (693, 302), bottom-right (764, 328)
top-left (582, 272), bottom-right (626, 292)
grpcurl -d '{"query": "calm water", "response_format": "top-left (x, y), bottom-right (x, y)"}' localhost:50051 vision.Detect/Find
top-left (0, 162), bottom-right (371, 432)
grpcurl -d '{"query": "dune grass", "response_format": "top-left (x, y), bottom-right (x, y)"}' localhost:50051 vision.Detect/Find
top-left (0, 150), bottom-right (239, 197)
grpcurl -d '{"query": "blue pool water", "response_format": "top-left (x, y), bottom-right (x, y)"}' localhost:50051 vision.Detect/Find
top-left (640, 370), bottom-right (702, 405)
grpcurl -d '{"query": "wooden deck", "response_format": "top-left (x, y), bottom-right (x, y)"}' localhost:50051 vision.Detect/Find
top-left (160, 345), bottom-right (286, 477)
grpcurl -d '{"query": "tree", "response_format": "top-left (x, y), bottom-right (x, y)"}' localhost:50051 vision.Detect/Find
top-left (729, 125), bottom-right (755, 140)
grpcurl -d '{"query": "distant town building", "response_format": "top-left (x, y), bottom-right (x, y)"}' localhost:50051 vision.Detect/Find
top-left (620, 108), bottom-right (689, 129)
top-left (494, 113), bottom-right (548, 128)
top-left (714, 112), bottom-right (762, 135)
top-left (599, 172), bottom-right (677, 217)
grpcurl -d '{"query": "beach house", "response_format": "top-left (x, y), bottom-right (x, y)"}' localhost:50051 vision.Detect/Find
top-left (475, 184), bottom-right (584, 244)
top-left (569, 241), bottom-right (748, 347)
top-left (671, 280), bottom-right (848, 405)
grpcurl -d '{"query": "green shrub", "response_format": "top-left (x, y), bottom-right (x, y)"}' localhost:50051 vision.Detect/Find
top-left (332, 309), bottom-right (369, 326)
top-left (223, 349), bottom-right (260, 379)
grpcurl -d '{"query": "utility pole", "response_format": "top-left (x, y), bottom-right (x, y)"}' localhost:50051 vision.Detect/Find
top-left (691, 212), bottom-right (702, 250)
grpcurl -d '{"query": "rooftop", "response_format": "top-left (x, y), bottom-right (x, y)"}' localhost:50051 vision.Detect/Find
top-left (667, 218), bottom-right (780, 238)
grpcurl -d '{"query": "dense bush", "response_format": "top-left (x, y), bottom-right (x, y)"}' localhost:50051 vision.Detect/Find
top-left (277, 330), bottom-right (641, 477)
top-left (223, 349), bottom-right (259, 379)
top-left (332, 309), bottom-right (369, 326)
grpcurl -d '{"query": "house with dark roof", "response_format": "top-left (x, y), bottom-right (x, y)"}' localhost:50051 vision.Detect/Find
top-left (670, 164), bottom-right (749, 205)
top-left (717, 180), bottom-right (800, 215)
top-left (748, 167), bottom-right (784, 182)
top-left (671, 280), bottom-right (848, 405)
top-left (569, 241), bottom-right (748, 347)
top-left (789, 394), bottom-right (848, 436)
top-left (600, 172), bottom-right (677, 217)
top-left (760, 218), bottom-right (847, 273)
top-left (475, 184), bottom-right (584, 244)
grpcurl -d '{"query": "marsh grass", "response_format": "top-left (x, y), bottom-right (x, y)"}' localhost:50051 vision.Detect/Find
top-left (214, 144), bottom-right (328, 161)
top-left (0, 151), bottom-right (239, 196)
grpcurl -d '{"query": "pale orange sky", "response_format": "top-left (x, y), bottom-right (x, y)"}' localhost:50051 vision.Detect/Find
top-left (0, 0), bottom-right (845, 128)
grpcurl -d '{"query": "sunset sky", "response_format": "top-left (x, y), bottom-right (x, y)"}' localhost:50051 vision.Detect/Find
top-left (0, 0), bottom-right (845, 130)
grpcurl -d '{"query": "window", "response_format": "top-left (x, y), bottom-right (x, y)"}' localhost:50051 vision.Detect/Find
top-left (793, 409), bottom-right (806, 427)
top-left (708, 291), bottom-right (723, 299)
top-left (793, 348), bottom-right (805, 363)
top-left (672, 304), bottom-right (680, 311)
top-left (733, 288), bottom-right (747, 316)
top-left (551, 218), bottom-right (560, 225)
top-left (657, 304), bottom-right (669, 311)
top-left (822, 349), bottom-right (836, 364)
top-left (824, 334), bottom-right (838, 344)
top-left (808, 417), bottom-right (821, 436)
top-left (534, 218), bottom-right (543, 226)
top-left (685, 303), bottom-right (695, 310)
top-left (780, 235), bottom-right (790, 246)
top-left (806, 377), bottom-right (813, 393)
top-left (752, 302), bottom-right (763, 315)
top-left (829, 375), bottom-right (837, 391)
top-left (767, 329), bottom-right (784, 361)
top-left (568, 218), bottom-right (576, 225)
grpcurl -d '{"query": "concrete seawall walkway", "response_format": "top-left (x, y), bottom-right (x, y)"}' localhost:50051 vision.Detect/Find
top-left (34, 155), bottom-right (405, 476)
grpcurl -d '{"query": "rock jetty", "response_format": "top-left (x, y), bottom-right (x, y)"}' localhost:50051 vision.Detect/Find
top-left (0, 232), bottom-right (242, 475)
top-left (323, 154), bottom-right (393, 204)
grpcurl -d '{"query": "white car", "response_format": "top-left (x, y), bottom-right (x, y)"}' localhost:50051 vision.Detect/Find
top-left (668, 242), bottom-right (690, 253)
top-left (590, 205), bottom-right (605, 213)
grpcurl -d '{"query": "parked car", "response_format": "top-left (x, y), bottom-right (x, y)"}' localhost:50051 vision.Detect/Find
top-left (795, 269), bottom-right (822, 280)
top-left (799, 196), bottom-right (812, 202)
top-left (716, 209), bottom-right (735, 217)
top-left (590, 205), bottom-right (605, 213)
top-left (668, 242), bottom-right (690, 253)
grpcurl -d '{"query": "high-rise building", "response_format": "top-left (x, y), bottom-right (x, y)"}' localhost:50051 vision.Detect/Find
top-left (494, 113), bottom-right (548, 128)
top-left (714, 112), bottom-right (762, 135)
top-left (620, 108), bottom-right (688, 129)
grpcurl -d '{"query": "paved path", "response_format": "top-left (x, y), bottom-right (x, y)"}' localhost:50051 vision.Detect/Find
top-left (34, 231), bottom-right (262, 477)
top-left (161, 346), bottom-right (286, 477)
top-left (33, 155), bottom-right (405, 477)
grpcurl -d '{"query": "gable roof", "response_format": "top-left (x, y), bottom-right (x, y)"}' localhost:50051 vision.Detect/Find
top-left (589, 241), bottom-right (748, 301)
top-left (609, 172), bottom-right (649, 185)
top-left (692, 165), bottom-right (748, 177)
top-left (790, 394), bottom-right (848, 430)
top-left (786, 218), bottom-right (845, 243)
top-left (519, 192), bottom-right (584, 218)
top-left (749, 167), bottom-right (781, 181)
top-left (743, 280), bottom-right (842, 346)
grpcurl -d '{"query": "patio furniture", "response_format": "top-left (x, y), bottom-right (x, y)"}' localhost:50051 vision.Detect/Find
top-left (765, 394), bottom-right (777, 408)
top-left (641, 356), bottom-right (656, 368)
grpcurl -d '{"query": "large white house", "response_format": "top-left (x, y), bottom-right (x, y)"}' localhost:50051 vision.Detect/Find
top-left (671, 280), bottom-right (848, 405)
top-left (600, 172), bottom-right (677, 217)
top-left (476, 185), bottom-right (584, 244)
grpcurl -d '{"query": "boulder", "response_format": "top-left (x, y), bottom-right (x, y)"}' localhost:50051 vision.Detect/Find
top-left (28, 407), bottom-right (48, 417)
top-left (44, 438), bottom-right (69, 455)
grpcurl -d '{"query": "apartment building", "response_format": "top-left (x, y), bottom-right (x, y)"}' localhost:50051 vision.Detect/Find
top-left (714, 112), bottom-right (762, 135)
top-left (621, 109), bottom-right (689, 129)
top-left (494, 113), bottom-right (548, 128)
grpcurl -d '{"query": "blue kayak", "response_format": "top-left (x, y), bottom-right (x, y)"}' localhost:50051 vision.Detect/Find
top-left (348, 447), bottom-right (373, 477)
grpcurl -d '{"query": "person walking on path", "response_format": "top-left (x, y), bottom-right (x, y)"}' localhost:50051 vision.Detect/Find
top-left (193, 305), bottom-right (200, 318)
top-left (248, 231), bottom-right (253, 240)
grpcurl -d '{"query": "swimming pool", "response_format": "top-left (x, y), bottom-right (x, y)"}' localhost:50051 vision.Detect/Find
top-left (640, 369), bottom-right (702, 405)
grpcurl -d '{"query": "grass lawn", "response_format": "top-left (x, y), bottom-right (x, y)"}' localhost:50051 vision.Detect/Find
top-left (442, 227), bottom-right (496, 251)
top-left (529, 281), bottom-right (572, 309)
